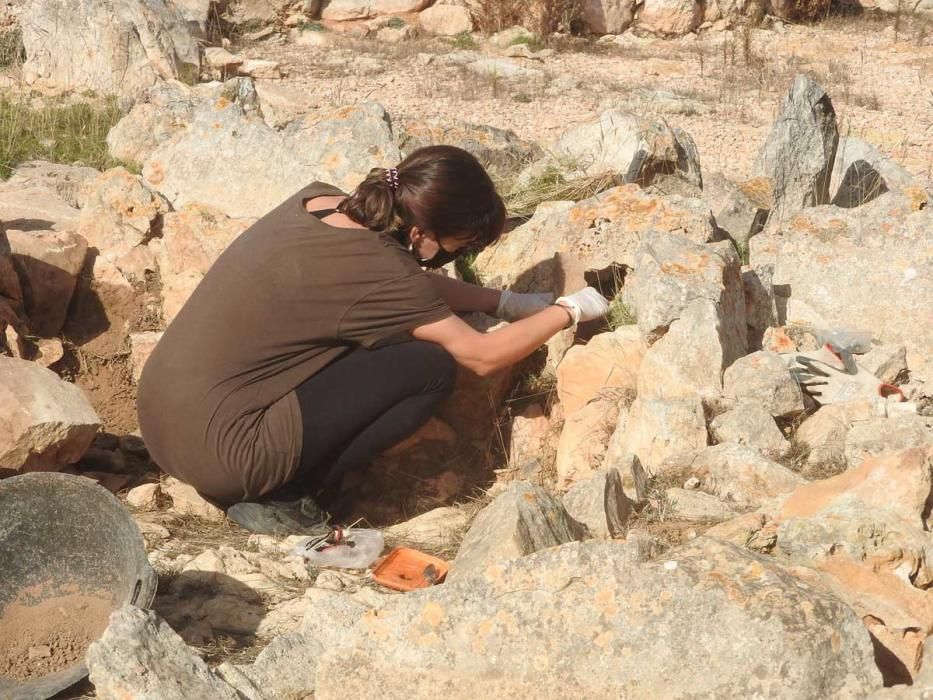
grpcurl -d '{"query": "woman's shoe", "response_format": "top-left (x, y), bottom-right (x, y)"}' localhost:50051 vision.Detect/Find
top-left (226, 496), bottom-right (331, 536)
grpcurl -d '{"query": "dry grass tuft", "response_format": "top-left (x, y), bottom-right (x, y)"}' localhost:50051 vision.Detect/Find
top-left (504, 167), bottom-right (621, 217)
top-left (471, 0), bottom-right (584, 37)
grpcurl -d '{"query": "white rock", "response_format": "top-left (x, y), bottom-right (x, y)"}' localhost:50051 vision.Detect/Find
top-left (556, 326), bottom-right (643, 414)
top-left (710, 403), bottom-right (789, 458)
top-left (664, 488), bottom-right (735, 521)
top-left (126, 482), bottom-right (161, 510)
top-left (163, 476), bottom-right (226, 521)
top-left (418, 4), bottom-right (473, 34)
top-left (617, 397), bottom-right (708, 475)
top-left (722, 350), bottom-right (804, 418)
top-left (385, 506), bottom-right (471, 551)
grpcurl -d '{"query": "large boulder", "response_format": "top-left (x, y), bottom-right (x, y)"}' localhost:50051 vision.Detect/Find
top-left (843, 415), bottom-right (933, 470)
top-left (418, 4), bottom-right (473, 34)
top-left (561, 468), bottom-right (634, 538)
top-left (475, 185), bottom-right (717, 294)
top-left (518, 111), bottom-right (702, 189)
top-left (722, 350), bottom-right (804, 419)
top-left (0, 356), bottom-right (100, 471)
top-left (617, 397), bottom-right (708, 475)
top-left (314, 538), bottom-right (881, 698)
top-left (829, 137), bottom-right (930, 210)
top-left (582, 0), bottom-right (637, 33)
top-left (555, 396), bottom-right (622, 488)
top-left (20, 0), bottom-right (199, 99)
top-left (635, 0), bottom-right (703, 35)
top-left (141, 99), bottom-right (400, 219)
top-left (753, 75), bottom-right (838, 225)
top-left (750, 192), bottom-right (933, 383)
top-left (631, 232), bottom-right (746, 400)
top-left (450, 481), bottom-right (581, 580)
top-left (710, 403), bottom-right (789, 458)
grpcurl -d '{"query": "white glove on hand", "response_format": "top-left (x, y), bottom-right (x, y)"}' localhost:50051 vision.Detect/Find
top-left (496, 290), bottom-right (556, 322)
top-left (554, 287), bottom-right (610, 325)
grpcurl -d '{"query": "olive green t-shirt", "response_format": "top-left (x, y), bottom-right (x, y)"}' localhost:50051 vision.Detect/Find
top-left (137, 182), bottom-right (452, 503)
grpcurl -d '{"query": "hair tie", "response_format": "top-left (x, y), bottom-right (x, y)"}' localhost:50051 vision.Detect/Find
top-left (386, 167), bottom-right (399, 191)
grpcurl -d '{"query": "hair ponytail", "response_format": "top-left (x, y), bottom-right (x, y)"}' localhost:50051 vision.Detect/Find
top-left (338, 146), bottom-right (506, 254)
top-left (337, 167), bottom-right (406, 235)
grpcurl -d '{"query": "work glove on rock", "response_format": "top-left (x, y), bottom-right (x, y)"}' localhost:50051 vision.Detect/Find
top-left (495, 290), bottom-right (556, 322)
top-left (783, 345), bottom-right (904, 406)
top-left (554, 287), bottom-right (611, 325)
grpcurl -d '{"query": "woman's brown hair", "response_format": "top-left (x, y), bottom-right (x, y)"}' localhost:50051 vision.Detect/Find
top-left (337, 145), bottom-right (506, 263)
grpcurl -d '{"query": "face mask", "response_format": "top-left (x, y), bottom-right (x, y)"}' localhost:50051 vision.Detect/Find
top-left (417, 247), bottom-right (463, 270)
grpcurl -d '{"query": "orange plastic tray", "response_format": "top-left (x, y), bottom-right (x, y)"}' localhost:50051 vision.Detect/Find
top-left (372, 547), bottom-right (449, 592)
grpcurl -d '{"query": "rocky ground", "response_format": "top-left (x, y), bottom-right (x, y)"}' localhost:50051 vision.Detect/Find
top-left (0, 0), bottom-right (933, 699)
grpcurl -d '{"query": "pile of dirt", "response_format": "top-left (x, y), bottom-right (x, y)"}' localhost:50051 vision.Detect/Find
top-left (0, 592), bottom-right (112, 681)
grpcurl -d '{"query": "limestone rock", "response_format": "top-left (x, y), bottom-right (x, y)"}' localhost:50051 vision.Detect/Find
top-left (163, 476), bottom-right (226, 521)
top-left (475, 186), bottom-right (716, 294)
top-left (418, 4), bottom-right (473, 34)
top-left (21, 0), bottom-right (200, 99)
top-left (665, 487), bottom-right (736, 522)
top-left (859, 344), bottom-right (909, 385)
top-left (769, 0), bottom-right (831, 21)
top-left (661, 443), bottom-right (805, 509)
top-left (396, 118), bottom-right (541, 179)
top-left (6, 228), bottom-right (87, 337)
top-left (582, 0), bottom-right (637, 33)
top-left (796, 401), bottom-right (873, 467)
top-left (142, 99), bottom-right (400, 219)
top-left (561, 468), bottom-right (634, 538)
top-left (710, 403), bottom-right (789, 458)
top-left (750, 193), bottom-right (932, 383)
top-left (126, 482), bottom-right (161, 510)
top-left (617, 397), bottom-right (708, 475)
top-left (632, 231), bottom-right (745, 354)
top-left (753, 75), bottom-right (838, 224)
top-left (636, 0), bottom-right (703, 35)
top-left (0, 356), bottom-right (100, 471)
top-left (129, 331), bottom-right (163, 385)
top-left (555, 397), bottom-right (621, 488)
top-left (743, 264), bottom-right (778, 350)
top-left (450, 481), bottom-right (581, 580)
top-left (555, 325), bottom-right (643, 414)
top-left (385, 506), bottom-right (471, 551)
top-left (844, 415), bottom-right (933, 469)
top-left (218, 630), bottom-right (322, 700)
top-left (830, 137), bottom-right (930, 210)
top-left (87, 606), bottom-right (238, 700)
top-left (508, 403), bottom-right (556, 479)
top-left (702, 172), bottom-right (770, 245)
top-left (314, 538), bottom-right (881, 698)
top-left (723, 350), bottom-right (804, 418)
top-left (255, 81), bottom-right (321, 129)
top-left (521, 111), bottom-right (701, 188)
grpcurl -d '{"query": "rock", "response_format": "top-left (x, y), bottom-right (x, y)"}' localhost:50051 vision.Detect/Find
top-left (743, 264), bottom-right (778, 350)
top-left (163, 476), bottom-right (226, 521)
top-left (859, 344), bottom-right (909, 385)
top-left (450, 481), bottom-right (581, 580)
top-left (385, 506), bottom-right (471, 550)
top-left (722, 350), bottom-right (805, 418)
top-left (87, 606), bottom-right (238, 700)
top-left (126, 482), bottom-right (161, 510)
top-left (521, 111), bottom-right (701, 188)
top-left (844, 415), bottom-right (933, 469)
top-left (561, 468), bottom-right (634, 537)
top-left (141, 98), bottom-right (400, 219)
top-left (636, 0), bottom-right (703, 35)
top-left (769, 0), bottom-right (830, 21)
top-left (617, 397), bottom-right (708, 475)
top-left (750, 192), bottom-right (932, 384)
top-left (710, 403), bottom-right (789, 458)
top-left (255, 81), bottom-right (320, 129)
top-left (830, 137), bottom-right (930, 210)
top-left (703, 511), bottom-right (772, 549)
top-left (487, 26), bottom-right (536, 48)
top-left (665, 487), bottom-right (736, 521)
top-left (753, 75), bottom-right (838, 225)
top-left (218, 630), bottom-right (322, 700)
top-left (467, 57), bottom-right (542, 81)
top-left (238, 58), bottom-right (281, 79)
top-left (475, 185), bottom-right (716, 294)
top-left (21, 0), bottom-right (200, 99)
top-left (582, 0), bottom-right (636, 33)
top-left (0, 357), bottom-right (100, 471)
top-left (661, 443), bottom-right (806, 509)
top-left (204, 46), bottom-right (243, 72)
top-left (155, 206), bottom-right (254, 324)
top-left (5, 228), bottom-right (87, 337)
top-left (555, 326), bottom-right (643, 414)
top-left (779, 447), bottom-right (933, 531)
top-left (129, 331), bottom-right (163, 385)
top-left (418, 4), bottom-right (472, 34)
top-left (396, 118), bottom-right (541, 179)
top-left (796, 401), bottom-right (873, 467)
top-left (314, 538), bottom-right (881, 698)
top-left (255, 597), bottom-right (313, 639)
top-left (702, 172), bottom-right (770, 245)
top-left (602, 429), bottom-right (650, 501)
top-left (508, 403), bottom-right (556, 479)
top-left (0, 162), bottom-right (85, 238)
top-left (322, 0), bottom-right (370, 20)
top-left (555, 397), bottom-right (621, 488)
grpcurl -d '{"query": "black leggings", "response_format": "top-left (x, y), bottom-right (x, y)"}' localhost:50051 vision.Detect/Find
top-left (288, 340), bottom-right (457, 497)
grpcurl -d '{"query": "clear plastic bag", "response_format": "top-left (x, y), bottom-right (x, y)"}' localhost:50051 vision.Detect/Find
top-left (811, 327), bottom-right (873, 354)
top-left (291, 528), bottom-right (384, 569)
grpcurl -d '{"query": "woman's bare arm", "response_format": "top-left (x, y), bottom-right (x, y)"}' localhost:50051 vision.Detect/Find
top-left (412, 306), bottom-right (570, 376)
top-left (428, 274), bottom-right (501, 314)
